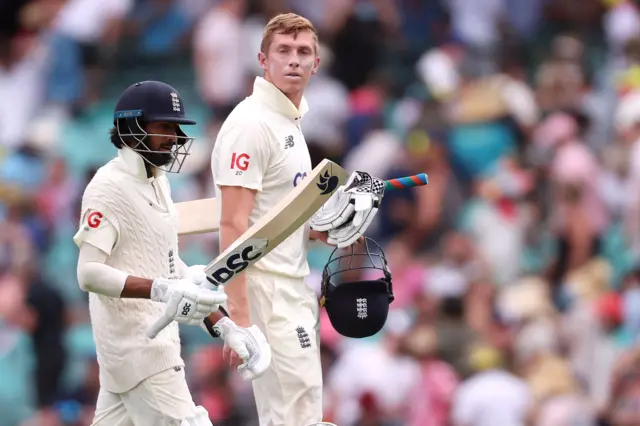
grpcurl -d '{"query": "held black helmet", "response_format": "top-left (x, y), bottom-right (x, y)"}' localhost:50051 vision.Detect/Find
top-left (113, 81), bottom-right (196, 173)
top-left (320, 237), bottom-right (394, 338)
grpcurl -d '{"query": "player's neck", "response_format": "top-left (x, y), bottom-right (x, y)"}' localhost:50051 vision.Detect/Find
top-left (264, 75), bottom-right (303, 110)
top-left (285, 91), bottom-right (303, 110)
top-left (144, 162), bottom-right (153, 178)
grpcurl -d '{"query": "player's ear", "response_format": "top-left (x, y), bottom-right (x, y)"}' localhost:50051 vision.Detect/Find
top-left (258, 51), bottom-right (267, 72)
top-left (311, 56), bottom-right (320, 75)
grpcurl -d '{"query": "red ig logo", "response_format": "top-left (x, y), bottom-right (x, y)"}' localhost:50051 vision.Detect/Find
top-left (87, 211), bottom-right (103, 229)
top-left (231, 153), bottom-right (250, 171)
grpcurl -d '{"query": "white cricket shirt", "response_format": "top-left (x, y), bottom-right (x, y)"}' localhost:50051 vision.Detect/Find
top-left (73, 147), bottom-right (184, 393)
top-left (211, 76), bottom-right (313, 278)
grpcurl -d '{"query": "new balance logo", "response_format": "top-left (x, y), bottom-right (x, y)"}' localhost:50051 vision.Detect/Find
top-left (296, 326), bottom-right (311, 349)
top-left (181, 303), bottom-right (191, 316)
top-left (284, 135), bottom-right (294, 149)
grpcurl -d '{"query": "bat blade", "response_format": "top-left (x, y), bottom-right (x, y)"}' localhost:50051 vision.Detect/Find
top-left (175, 198), bottom-right (218, 235)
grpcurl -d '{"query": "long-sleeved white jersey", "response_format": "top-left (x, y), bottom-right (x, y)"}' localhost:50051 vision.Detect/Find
top-left (73, 147), bottom-right (184, 393)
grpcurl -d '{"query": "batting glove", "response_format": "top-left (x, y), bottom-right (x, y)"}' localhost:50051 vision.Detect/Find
top-left (310, 171), bottom-right (384, 247)
top-left (146, 278), bottom-right (227, 338)
top-left (183, 264), bottom-right (207, 284)
top-left (214, 316), bottom-right (272, 381)
top-left (180, 406), bottom-right (213, 426)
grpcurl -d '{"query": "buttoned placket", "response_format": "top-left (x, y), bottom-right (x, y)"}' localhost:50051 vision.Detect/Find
top-left (294, 117), bottom-right (303, 139)
top-left (150, 178), bottom-right (168, 210)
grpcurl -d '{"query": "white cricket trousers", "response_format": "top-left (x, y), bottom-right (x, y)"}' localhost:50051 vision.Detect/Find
top-left (91, 366), bottom-right (197, 426)
top-left (246, 269), bottom-right (324, 426)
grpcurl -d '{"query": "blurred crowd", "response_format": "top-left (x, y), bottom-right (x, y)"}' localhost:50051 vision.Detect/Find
top-left (6, 0), bottom-right (640, 425)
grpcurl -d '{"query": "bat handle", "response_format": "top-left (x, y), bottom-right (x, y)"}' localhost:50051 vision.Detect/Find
top-left (146, 315), bottom-right (173, 339)
top-left (384, 173), bottom-right (429, 190)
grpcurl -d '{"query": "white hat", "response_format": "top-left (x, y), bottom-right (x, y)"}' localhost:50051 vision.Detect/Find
top-left (415, 48), bottom-right (460, 100)
top-left (615, 90), bottom-right (640, 132)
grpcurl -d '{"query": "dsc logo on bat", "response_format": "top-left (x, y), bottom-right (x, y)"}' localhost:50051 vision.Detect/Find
top-left (206, 238), bottom-right (269, 285)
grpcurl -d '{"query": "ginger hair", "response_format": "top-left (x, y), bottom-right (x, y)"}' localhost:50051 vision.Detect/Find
top-left (260, 13), bottom-right (319, 55)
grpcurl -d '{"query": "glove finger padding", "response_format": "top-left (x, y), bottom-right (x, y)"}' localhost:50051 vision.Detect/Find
top-left (310, 171), bottom-right (383, 232)
top-left (226, 333), bottom-right (250, 360)
top-left (309, 189), bottom-right (353, 231)
top-left (195, 301), bottom-right (215, 316)
top-left (327, 204), bottom-right (380, 248)
top-left (214, 318), bottom-right (272, 381)
top-left (185, 264), bottom-right (207, 285)
top-left (194, 289), bottom-right (227, 306)
top-left (237, 325), bottom-right (272, 381)
top-left (180, 406), bottom-right (213, 426)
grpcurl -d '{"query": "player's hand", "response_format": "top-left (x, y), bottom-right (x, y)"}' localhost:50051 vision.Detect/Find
top-left (310, 230), bottom-right (365, 246)
top-left (146, 278), bottom-right (227, 339)
top-left (183, 264), bottom-right (207, 284)
top-left (213, 316), bottom-right (272, 381)
top-left (310, 171), bottom-right (384, 247)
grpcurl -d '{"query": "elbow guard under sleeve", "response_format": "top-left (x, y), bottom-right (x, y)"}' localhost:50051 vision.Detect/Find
top-left (77, 243), bottom-right (127, 298)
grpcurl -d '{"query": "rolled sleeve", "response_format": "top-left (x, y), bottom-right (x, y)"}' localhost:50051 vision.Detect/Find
top-left (73, 208), bottom-right (119, 256)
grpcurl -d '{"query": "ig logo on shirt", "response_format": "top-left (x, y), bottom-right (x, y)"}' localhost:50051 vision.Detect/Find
top-left (231, 152), bottom-right (250, 175)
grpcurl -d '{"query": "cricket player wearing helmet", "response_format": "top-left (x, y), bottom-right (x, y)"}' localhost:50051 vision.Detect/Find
top-left (73, 81), bottom-right (267, 426)
top-left (207, 13), bottom-right (385, 426)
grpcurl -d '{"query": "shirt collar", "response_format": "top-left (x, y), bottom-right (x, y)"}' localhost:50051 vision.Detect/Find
top-left (252, 76), bottom-right (309, 120)
top-left (117, 146), bottom-right (164, 181)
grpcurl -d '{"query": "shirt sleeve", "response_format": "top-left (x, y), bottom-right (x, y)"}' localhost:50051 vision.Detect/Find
top-left (213, 121), bottom-right (271, 191)
top-left (76, 242), bottom-right (128, 298)
top-left (73, 208), bottom-right (119, 255)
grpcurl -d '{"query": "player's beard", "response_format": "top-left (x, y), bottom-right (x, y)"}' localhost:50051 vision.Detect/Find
top-left (140, 150), bottom-right (174, 168)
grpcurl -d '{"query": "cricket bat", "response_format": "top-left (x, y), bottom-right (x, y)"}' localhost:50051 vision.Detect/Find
top-left (174, 172), bottom-right (431, 236)
top-left (175, 198), bottom-right (219, 235)
top-left (148, 159), bottom-right (349, 338)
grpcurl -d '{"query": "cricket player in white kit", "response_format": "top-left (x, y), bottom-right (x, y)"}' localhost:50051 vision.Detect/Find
top-left (211, 13), bottom-right (383, 426)
top-left (73, 80), bottom-right (270, 426)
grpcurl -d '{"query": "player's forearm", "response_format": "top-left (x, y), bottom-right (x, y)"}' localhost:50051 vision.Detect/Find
top-left (206, 310), bottom-right (227, 324)
top-left (78, 260), bottom-right (153, 299)
top-left (219, 220), bottom-right (251, 327)
top-left (77, 244), bottom-right (157, 299)
top-left (120, 276), bottom-right (154, 299)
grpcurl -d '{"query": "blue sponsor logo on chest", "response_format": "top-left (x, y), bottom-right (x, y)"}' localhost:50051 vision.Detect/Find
top-left (293, 171), bottom-right (308, 187)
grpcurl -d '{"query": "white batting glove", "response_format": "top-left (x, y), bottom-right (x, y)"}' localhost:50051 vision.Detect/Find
top-left (146, 278), bottom-right (227, 339)
top-left (310, 171), bottom-right (384, 247)
top-left (214, 317), bottom-right (272, 381)
top-left (183, 264), bottom-right (208, 285)
top-left (180, 406), bottom-right (213, 426)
